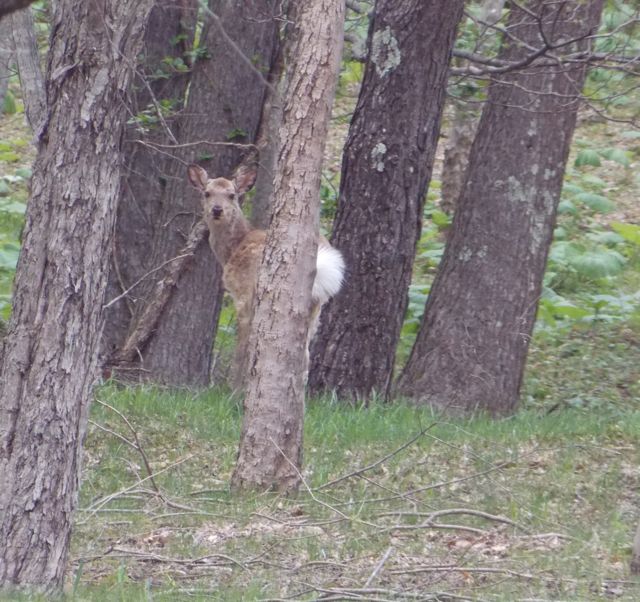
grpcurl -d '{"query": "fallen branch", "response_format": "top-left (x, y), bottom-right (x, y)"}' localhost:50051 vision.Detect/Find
top-left (109, 220), bottom-right (208, 367)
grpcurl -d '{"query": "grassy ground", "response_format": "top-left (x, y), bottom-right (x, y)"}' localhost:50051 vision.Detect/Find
top-left (36, 382), bottom-right (637, 601)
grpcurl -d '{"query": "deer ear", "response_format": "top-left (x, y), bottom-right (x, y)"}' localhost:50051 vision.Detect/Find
top-left (187, 164), bottom-right (209, 191)
top-left (233, 164), bottom-right (258, 195)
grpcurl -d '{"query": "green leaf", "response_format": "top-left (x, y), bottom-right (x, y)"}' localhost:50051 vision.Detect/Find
top-left (611, 222), bottom-right (640, 246)
top-left (0, 181), bottom-right (10, 197)
top-left (574, 149), bottom-right (601, 167)
top-left (562, 182), bottom-right (584, 196)
top-left (557, 199), bottom-right (577, 215)
top-left (2, 91), bottom-right (16, 115)
top-left (580, 174), bottom-right (607, 189)
top-left (574, 192), bottom-right (615, 213)
top-left (0, 243), bottom-right (20, 270)
top-left (0, 152), bottom-right (20, 163)
top-left (568, 249), bottom-right (626, 278)
top-left (0, 199), bottom-right (26, 214)
top-left (430, 209), bottom-right (451, 228)
top-left (599, 147), bottom-right (631, 167)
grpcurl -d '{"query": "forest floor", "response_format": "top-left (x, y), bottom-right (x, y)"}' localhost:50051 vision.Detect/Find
top-left (1, 71), bottom-right (640, 600)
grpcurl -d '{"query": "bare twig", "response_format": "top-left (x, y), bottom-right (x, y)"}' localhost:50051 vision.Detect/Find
top-left (316, 426), bottom-right (434, 491)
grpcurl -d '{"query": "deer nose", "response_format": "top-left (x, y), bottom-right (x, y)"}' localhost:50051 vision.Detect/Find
top-left (212, 205), bottom-right (223, 219)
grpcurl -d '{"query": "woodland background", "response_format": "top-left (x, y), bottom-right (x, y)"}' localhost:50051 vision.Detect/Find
top-left (0, 0), bottom-right (640, 599)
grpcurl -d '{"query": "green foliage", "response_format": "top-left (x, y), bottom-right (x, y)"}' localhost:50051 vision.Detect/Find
top-left (1, 90), bottom-right (16, 115)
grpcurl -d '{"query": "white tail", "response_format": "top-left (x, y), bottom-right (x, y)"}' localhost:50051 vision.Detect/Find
top-left (187, 164), bottom-right (345, 390)
top-left (313, 243), bottom-right (345, 305)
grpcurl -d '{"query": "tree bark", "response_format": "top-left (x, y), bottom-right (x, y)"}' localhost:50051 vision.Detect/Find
top-left (11, 5), bottom-right (45, 134)
top-left (102, 0), bottom-right (197, 369)
top-left (632, 519), bottom-right (640, 574)
top-left (0, 0), bottom-right (153, 591)
top-left (0, 18), bottom-right (12, 109)
top-left (231, 0), bottom-right (344, 492)
top-left (396, 0), bottom-right (606, 414)
top-left (308, 0), bottom-right (465, 401)
top-left (104, 0), bottom-right (281, 387)
top-left (0, 0), bottom-right (36, 21)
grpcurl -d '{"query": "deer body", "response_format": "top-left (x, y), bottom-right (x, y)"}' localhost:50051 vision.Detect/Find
top-left (188, 165), bottom-right (345, 390)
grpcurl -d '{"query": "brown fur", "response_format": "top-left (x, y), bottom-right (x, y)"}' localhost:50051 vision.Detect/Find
top-left (188, 164), bottom-right (332, 390)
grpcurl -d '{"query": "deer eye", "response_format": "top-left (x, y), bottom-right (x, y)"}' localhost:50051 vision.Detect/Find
top-left (228, 192), bottom-right (235, 200)
top-left (204, 191), bottom-right (211, 198)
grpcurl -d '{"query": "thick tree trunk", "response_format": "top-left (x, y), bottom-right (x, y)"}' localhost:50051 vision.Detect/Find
top-left (231, 0), bottom-right (344, 492)
top-left (104, 0), bottom-right (280, 387)
top-left (308, 0), bottom-right (465, 401)
top-left (0, 0), bottom-right (153, 591)
top-left (102, 0), bottom-right (196, 368)
top-left (396, 0), bottom-right (606, 414)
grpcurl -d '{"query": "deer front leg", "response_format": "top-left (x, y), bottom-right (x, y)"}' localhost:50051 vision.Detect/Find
top-left (304, 302), bottom-right (322, 386)
top-left (230, 296), bottom-right (252, 392)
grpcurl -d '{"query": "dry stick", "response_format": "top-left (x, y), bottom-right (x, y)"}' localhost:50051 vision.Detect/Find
top-left (111, 220), bottom-right (208, 366)
top-left (376, 508), bottom-right (528, 533)
top-left (107, 547), bottom-right (247, 570)
top-left (94, 398), bottom-right (160, 493)
top-left (316, 426), bottom-right (435, 491)
top-left (363, 546), bottom-right (394, 588)
top-left (270, 438), bottom-right (380, 529)
top-left (78, 454), bottom-right (194, 521)
top-left (103, 253), bottom-right (191, 310)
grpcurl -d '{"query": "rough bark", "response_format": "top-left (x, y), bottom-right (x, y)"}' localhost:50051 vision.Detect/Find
top-left (0, 0), bottom-right (35, 21)
top-left (231, 0), bottom-right (344, 492)
top-left (441, 0), bottom-right (506, 215)
top-left (11, 5), bottom-right (45, 134)
top-left (104, 0), bottom-right (280, 386)
top-left (396, 0), bottom-right (606, 414)
top-left (102, 0), bottom-right (197, 369)
top-left (308, 0), bottom-right (465, 401)
top-left (0, 0), bottom-right (153, 591)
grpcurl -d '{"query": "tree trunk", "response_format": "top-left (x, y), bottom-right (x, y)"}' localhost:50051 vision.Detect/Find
top-left (102, 0), bottom-right (196, 368)
top-left (104, 0), bottom-right (280, 387)
top-left (441, 0), bottom-right (505, 215)
top-left (0, 19), bottom-right (12, 109)
top-left (0, 0), bottom-right (153, 591)
top-left (231, 0), bottom-right (344, 492)
top-left (632, 519), bottom-right (640, 574)
top-left (11, 5), bottom-right (45, 134)
top-left (396, 0), bottom-right (606, 414)
top-left (308, 0), bottom-right (465, 401)
top-left (0, 0), bottom-right (36, 22)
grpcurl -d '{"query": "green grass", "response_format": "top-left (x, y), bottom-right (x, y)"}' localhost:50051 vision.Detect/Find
top-left (41, 381), bottom-right (634, 601)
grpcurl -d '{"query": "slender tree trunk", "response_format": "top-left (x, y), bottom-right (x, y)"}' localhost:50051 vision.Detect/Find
top-left (104, 0), bottom-right (280, 387)
top-left (0, 19), bottom-right (12, 109)
top-left (441, 0), bottom-right (505, 215)
top-left (308, 0), bottom-right (465, 401)
top-left (11, 5), bottom-right (45, 134)
top-left (0, 0), bottom-right (153, 591)
top-left (396, 0), bottom-right (606, 414)
top-left (231, 0), bottom-right (344, 492)
top-left (632, 519), bottom-right (640, 574)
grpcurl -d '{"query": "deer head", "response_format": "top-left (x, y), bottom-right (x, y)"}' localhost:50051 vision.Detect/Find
top-left (188, 164), bottom-right (257, 227)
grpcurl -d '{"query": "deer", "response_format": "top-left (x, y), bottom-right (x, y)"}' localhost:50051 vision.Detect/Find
top-left (188, 163), bottom-right (345, 391)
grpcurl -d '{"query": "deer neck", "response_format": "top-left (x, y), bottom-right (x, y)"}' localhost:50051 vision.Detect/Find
top-left (207, 213), bottom-right (251, 265)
